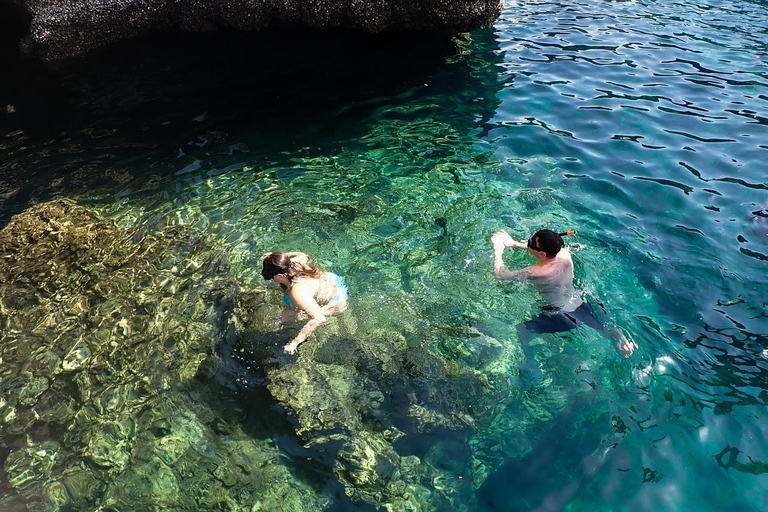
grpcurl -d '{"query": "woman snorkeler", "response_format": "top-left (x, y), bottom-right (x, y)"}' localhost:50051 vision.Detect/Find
top-left (261, 251), bottom-right (348, 354)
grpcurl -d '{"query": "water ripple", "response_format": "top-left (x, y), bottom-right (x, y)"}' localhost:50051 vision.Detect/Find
top-left (1, 1), bottom-right (767, 511)
top-left (489, 1), bottom-right (768, 509)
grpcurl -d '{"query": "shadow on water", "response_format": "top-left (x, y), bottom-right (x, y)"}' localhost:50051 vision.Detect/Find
top-left (0, 20), bottom-right (508, 511)
top-left (2, 25), bottom-right (454, 117)
top-left (476, 409), bottom-right (607, 512)
top-left (0, 25), bottom-right (502, 224)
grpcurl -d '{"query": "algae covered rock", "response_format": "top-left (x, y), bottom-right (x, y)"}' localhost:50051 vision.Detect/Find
top-left (226, 290), bottom-right (489, 510)
top-left (221, 253), bottom-right (586, 508)
top-left (0, 200), bottom-right (330, 512)
top-left (0, 199), bottom-right (594, 511)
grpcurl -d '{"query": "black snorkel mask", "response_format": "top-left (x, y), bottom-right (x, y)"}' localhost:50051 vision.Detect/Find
top-left (526, 234), bottom-right (541, 251)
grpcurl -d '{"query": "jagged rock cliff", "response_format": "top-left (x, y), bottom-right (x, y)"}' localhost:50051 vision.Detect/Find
top-left (12, 0), bottom-right (502, 60)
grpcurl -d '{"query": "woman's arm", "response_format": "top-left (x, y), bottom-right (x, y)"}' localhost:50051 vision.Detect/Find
top-left (284, 280), bottom-right (327, 354)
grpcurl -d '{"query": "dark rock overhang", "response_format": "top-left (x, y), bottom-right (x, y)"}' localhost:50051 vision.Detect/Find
top-left (0, 0), bottom-right (31, 58)
top-left (9, 0), bottom-right (503, 61)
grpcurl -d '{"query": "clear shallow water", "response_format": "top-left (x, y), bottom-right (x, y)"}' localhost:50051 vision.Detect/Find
top-left (1, 0), bottom-right (767, 511)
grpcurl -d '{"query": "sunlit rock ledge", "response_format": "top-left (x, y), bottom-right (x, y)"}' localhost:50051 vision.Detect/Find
top-left (13, 0), bottom-right (503, 61)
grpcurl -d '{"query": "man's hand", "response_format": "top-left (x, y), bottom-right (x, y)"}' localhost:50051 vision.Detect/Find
top-left (613, 330), bottom-right (637, 357)
top-left (492, 230), bottom-right (534, 281)
top-left (492, 230), bottom-right (521, 249)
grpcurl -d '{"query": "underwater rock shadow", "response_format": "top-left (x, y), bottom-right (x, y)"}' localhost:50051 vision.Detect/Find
top-left (214, 288), bottom-right (489, 510)
top-left (475, 397), bottom-right (620, 512)
top-left (0, 200), bottom-right (337, 511)
top-left (0, 26), bottom-right (504, 225)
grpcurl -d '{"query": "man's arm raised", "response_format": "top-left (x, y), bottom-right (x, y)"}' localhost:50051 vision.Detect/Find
top-left (492, 230), bottom-right (534, 281)
top-left (491, 230), bottom-right (527, 249)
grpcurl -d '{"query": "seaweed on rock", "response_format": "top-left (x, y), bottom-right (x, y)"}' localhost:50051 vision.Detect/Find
top-left (0, 199), bottom-right (584, 512)
top-left (230, 296), bottom-right (479, 510)
top-left (0, 200), bottom-right (330, 512)
top-left (225, 271), bottom-right (572, 510)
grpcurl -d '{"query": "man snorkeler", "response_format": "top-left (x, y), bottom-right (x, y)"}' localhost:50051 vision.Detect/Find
top-left (491, 229), bottom-right (637, 368)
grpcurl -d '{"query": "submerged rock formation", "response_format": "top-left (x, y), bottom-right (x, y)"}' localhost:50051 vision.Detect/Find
top-left (14, 0), bottom-right (503, 60)
top-left (0, 200), bottom-right (331, 512)
top-left (0, 199), bottom-right (573, 511)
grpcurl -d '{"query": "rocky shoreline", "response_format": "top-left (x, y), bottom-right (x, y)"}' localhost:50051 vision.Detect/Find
top-left (9, 0), bottom-right (502, 60)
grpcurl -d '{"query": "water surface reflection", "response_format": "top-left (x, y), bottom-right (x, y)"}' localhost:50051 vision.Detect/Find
top-left (1, 1), bottom-right (768, 511)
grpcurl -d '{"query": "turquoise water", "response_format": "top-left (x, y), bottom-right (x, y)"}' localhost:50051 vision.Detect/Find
top-left (1, 0), bottom-right (767, 511)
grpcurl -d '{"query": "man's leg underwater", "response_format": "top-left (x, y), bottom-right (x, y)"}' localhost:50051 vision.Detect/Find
top-left (516, 321), bottom-right (538, 364)
top-left (516, 312), bottom-right (577, 384)
top-left (568, 301), bottom-right (636, 357)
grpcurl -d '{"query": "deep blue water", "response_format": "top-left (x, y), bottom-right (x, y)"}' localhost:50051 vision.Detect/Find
top-left (1, 0), bottom-right (767, 511)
